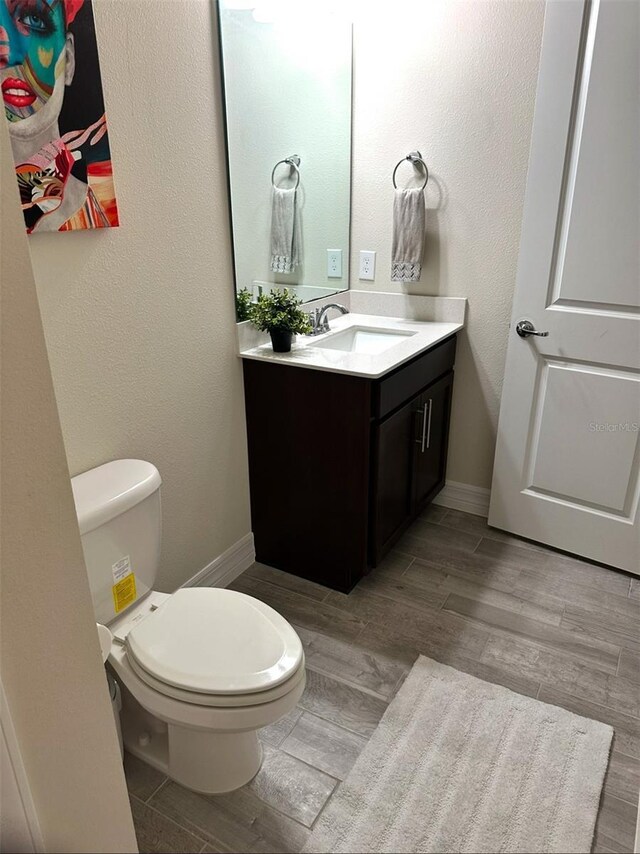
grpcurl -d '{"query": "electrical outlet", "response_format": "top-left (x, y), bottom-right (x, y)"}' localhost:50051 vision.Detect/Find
top-left (327, 249), bottom-right (342, 278)
top-left (359, 250), bottom-right (376, 281)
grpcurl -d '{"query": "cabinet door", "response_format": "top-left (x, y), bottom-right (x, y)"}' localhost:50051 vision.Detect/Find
top-left (370, 393), bottom-right (421, 564)
top-left (413, 372), bottom-right (454, 510)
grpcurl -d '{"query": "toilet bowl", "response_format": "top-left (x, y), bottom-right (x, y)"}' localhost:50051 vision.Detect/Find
top-left (72, 460), bottom-right (305, 794)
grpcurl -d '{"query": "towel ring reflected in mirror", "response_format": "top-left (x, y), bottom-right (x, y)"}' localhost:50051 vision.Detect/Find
top-left (392, 150), bottom-right (429, 191)
top-left (271, 155), bottom-right (301, 190)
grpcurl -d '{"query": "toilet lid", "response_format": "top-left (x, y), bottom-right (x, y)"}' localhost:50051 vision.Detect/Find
top-left (124, 587), bottom-right (303, 695)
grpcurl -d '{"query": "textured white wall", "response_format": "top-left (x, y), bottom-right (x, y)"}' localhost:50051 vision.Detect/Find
top-left (351, 0), bottom-right (545, 489)
top-left (26, 0), bottom-right (545, 601)
top-left (221, 9), bottom-right (351, 298)
top-left (29, 0), bottom-right (251, 592)
top-left (1, 123), bottom-right (136, 853)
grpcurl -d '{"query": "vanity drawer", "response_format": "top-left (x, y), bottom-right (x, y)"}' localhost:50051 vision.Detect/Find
top-left (373, 335), bottom-right (457, 421)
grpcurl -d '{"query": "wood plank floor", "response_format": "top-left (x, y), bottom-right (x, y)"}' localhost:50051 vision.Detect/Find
top-left (126, 507), bottom-right (640, 853)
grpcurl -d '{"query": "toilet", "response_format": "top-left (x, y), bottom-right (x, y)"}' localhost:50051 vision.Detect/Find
top-left (71, 459), bottom-right (305, 794)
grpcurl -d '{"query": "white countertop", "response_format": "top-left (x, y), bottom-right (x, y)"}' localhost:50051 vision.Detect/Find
top-left (238, 313), bottom-right (463, 378)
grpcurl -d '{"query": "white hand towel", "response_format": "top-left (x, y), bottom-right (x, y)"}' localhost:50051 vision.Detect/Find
top-left (391, 187), bottom-right (425, 282)
top-left (270, 187), bottom-right (301, 274)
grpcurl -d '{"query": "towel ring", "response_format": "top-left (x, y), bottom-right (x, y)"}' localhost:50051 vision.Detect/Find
top-left (392, 150), bottom-right (429, 191)
top-left (271, 155), bottom-right (301, 190)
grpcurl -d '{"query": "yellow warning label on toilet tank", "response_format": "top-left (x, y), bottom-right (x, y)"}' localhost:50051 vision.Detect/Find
top-left (113, 574), bottom-right (137, 613)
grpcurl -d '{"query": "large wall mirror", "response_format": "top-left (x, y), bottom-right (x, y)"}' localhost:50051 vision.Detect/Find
top-left (216, 2), bottom-right (352, 319)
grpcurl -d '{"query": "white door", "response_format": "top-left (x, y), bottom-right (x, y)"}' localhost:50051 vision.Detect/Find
top-left (489, 0), bottom-right (640, 574)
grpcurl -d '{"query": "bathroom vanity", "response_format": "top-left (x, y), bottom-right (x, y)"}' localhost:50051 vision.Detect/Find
top-left (218, 1), bottom-right (465, 592)
top-left (240, 313), bottom-right (462, 592)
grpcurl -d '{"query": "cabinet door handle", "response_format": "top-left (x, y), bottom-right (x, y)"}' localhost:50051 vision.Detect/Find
top-left (426, 398), bottom-right (433, 450)
top-left (415, 404), bottom-right (428, 453)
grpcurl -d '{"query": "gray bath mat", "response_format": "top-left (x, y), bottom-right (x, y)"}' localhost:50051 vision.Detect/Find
top-left (303, 656), bottom-right (612, 853)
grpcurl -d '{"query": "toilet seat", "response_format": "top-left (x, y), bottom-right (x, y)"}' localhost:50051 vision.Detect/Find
top-left (124, 588), bottom-right (304, 705)
top-left (126, 653), bottom-right (306, 707)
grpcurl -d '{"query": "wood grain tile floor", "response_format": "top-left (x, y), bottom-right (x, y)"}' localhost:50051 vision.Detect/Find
top-left (126, 508), bottom-right (640, 854)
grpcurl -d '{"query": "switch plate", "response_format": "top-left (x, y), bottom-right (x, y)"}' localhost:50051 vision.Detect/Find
top-left (327, 249), bottom-right (342, 278)
top-left (359, 250), bottom-right (376, 281)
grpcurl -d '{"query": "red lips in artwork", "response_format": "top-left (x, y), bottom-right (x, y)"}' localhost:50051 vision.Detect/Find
top-left (2, 76), bottom-right (37, 108)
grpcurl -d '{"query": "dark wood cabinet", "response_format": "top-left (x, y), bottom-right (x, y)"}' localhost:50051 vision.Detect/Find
top-left (242, 334), bottom-right (457, 592)
top-left (370, 395), bottom-right (416, 558)
top-left (369, 370), bottom-right (454, 564)
top-left (413, 371), bottom-right (454, 509)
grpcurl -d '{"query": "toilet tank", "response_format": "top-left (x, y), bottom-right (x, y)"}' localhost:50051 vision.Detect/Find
top-left (71, 460), bottom-right (162, 626)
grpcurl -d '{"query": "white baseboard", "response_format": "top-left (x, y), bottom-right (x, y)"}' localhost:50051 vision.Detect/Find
top-left (181, 533), bottom-right (255, 590)
top-left (178, 486), bottom-right (488, 591)
top-left (432, 480), bottom-right (491, 517)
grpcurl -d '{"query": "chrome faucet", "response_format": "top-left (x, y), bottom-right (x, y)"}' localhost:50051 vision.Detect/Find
top-left (308, 303), bottom-right (349, 335)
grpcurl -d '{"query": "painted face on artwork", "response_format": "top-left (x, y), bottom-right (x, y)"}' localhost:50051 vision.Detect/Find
top-left (0, 0), bottom-right (75, 139)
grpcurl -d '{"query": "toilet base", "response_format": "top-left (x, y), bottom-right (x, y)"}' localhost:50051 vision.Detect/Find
top-left (169, 725), bottom-right (263, 794)
top-left (120, 685), bottom-right (264, 793)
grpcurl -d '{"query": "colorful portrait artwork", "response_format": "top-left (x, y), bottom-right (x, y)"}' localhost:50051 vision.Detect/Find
top-left (0, 0), bottom-right (119, 233)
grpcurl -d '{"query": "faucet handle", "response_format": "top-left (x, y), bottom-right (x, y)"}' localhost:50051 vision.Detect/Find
top-left (307, 308), bottom-right (322, 335)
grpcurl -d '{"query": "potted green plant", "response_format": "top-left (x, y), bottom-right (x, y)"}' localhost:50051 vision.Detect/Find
top-left (250, 288), bottom-right (311, 353)
top-left (235, 287), bottom-right (253, 322)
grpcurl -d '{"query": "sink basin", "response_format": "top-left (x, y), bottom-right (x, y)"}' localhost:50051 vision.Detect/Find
top-left (309, 326), bottom-right (416, 355)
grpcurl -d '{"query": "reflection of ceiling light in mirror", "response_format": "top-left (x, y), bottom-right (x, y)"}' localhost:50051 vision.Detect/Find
top-left (251, 2), bottom-right (278, 23)
top-left (242, 0), bottom-right (391, 23)
top-left (273, 19), bottom-right (348, 76)
top-left (252, 0), bottom-right (350, 25)
top-left (248, 0), bottom-right (350, 73)
top-left (222, 0), bottom-right (256, 9)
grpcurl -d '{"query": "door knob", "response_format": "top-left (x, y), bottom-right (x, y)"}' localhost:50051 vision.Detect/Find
top-left (516, 320), bottom-right (549, 338)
